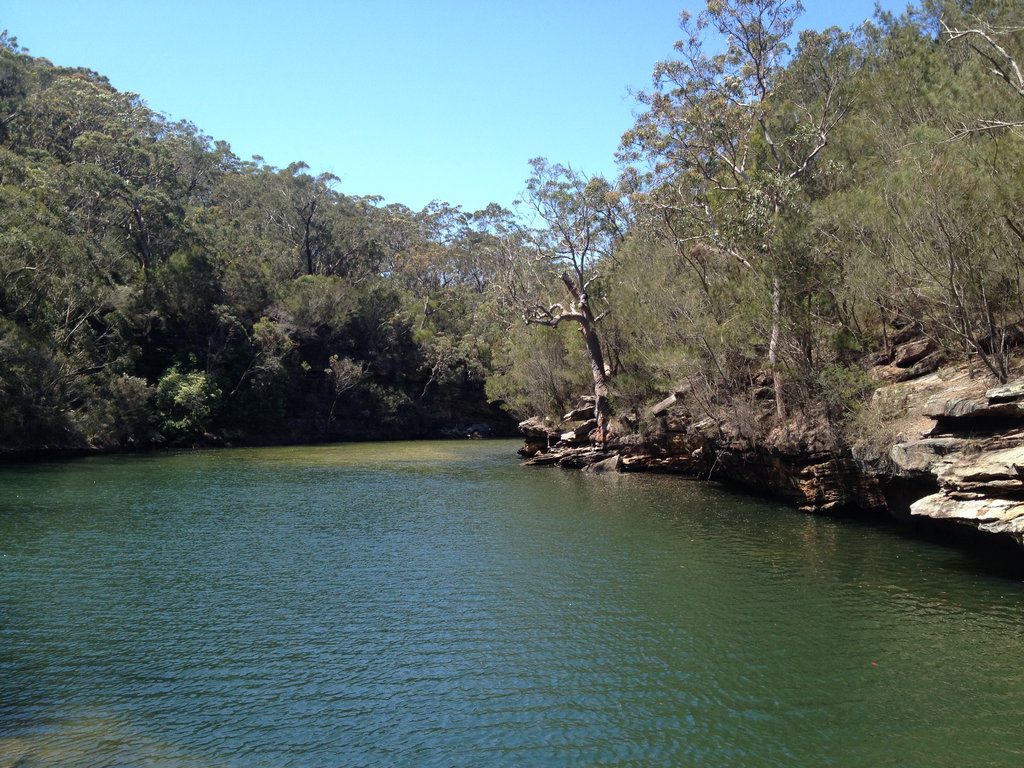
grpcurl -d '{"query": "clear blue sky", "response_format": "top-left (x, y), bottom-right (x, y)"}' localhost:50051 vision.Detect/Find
top-left (5, 1), bottom-right (908, 213)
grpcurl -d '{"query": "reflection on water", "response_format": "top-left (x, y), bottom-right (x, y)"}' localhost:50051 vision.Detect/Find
top-left (0, 715), bottom-right (218, 768)
top-left (1, 441), bottom-right (1024, 767)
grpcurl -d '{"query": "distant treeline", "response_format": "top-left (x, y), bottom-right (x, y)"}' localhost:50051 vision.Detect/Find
top-left (2, 0), bottom-right (1023, 452)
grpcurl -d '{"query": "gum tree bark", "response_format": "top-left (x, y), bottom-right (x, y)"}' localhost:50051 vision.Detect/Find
top-left (523, 271), bottom-right (611, 445)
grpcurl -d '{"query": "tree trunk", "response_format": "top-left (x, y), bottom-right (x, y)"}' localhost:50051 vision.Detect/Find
top-left (560, 272), bottom-right (610, 446)
top-left (768, 273), bottom-right (787, 422)
top-left (581, 322), bottom-right (610, 447)
top-left (303, 198), bottom-right (317, 275)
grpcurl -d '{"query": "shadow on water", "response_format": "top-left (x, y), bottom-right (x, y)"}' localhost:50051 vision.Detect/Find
top-left (890, 516), bottom-right (1024, 581)
top-left (686, 473), bottom-right (1024, 583)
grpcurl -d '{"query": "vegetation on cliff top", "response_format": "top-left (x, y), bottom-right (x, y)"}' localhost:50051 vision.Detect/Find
top-left (2, 0), bottom-right (1023, 453)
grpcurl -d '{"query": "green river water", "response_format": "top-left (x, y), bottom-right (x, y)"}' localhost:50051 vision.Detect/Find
top-left (1, 440), bottom-right (1023, 767)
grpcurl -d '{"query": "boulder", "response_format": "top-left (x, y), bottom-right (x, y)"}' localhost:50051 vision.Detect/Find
top-left (664, 412), bottom-right (691, 432)
top-left (893, 338), bottom-right (937, 367)
top-left (560, 419), bottom-right (598, 445)
top-left (864, 349), bottom-right (894, 368)
top-left (563, 405), bottom-right (596, 422)
top-left (518, 416), bottom-right (559, 456)
top-left (584, 454), bottom-right (623, 473)
top-left (893, 350), bottom-right (944, 381)
top-left (892, 323), bottom-right (922, 345)
top-left (519, 416), bottom-right (556, 439)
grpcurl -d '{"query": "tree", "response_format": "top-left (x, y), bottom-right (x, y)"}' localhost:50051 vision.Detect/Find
top-left (0, 34), bottom-right (522, 450)
top-left (504, 158), bottom-right (627, 445)
top-left (0, 32), bottom-right (33, 145)
top-left (155, 368), bottom-right (221, 439)
top-left (941, 5), bottom-right (1024, 137)
top-left (621, 0), bottom-right (855, 420)
top-left (829, 2), bottom-right (1024, 383)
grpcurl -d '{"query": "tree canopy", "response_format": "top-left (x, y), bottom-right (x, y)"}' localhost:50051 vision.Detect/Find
top-left (3, 0), bottom-right (1024, 454)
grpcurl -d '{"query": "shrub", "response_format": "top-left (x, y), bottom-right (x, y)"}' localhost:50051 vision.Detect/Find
top-left (155, 368), bottom-right (221, 439)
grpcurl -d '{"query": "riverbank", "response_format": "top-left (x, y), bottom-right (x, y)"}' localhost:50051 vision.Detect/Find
top-left (518, 354), bottom-right (1024, 552)
top-left (0, 409), bottom-right (520, 465)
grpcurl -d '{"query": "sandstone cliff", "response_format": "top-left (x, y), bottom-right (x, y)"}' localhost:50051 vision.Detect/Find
top-left (518, 357), bottom-right (1024, 550)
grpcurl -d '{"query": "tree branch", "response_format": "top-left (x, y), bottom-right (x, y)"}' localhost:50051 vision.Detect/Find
top-left (943, 19), bottom-right (1024, 99)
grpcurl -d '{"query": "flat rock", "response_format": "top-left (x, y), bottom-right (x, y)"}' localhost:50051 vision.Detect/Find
top-left (936, 444), bottom-right (1024, 492)
top-left (522, 453), bottom-right (562, 466)
top-left (907, 442), bottom-right (1024, 544)
top-left (987, 378), bottom-right (1024, 404)
top-left (924, 396), bottom-right (981, 419)
top-left (924, 396), bottom-right (1024, 421)
top-left (911, 493), bottom-right (1024, 536)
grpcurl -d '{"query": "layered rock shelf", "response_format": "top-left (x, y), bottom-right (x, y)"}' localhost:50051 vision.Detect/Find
top-left (900, 381), bottom-right (1024, 545)
top-left (518, 363), bottom-right (1024, 550)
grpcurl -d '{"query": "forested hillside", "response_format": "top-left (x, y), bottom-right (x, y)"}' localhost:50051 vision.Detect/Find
top-left (2, 0), bottom-right (1023, 456)
top-left (0, 31), bottom-right (521, 450)
top-left (488, 0), bottom-right (1024, 456)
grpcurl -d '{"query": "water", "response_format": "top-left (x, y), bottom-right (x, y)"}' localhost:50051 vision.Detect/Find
top-left (1, 440), bottom-right (1023, 767)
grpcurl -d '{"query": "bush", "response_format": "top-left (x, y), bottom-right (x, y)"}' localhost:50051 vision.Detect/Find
top-left (155, 368), bottom-right (221, 439)
top-left (82, 374), bottom-right (154, 447)
top-left (814, 362), bottom-right (876, 425)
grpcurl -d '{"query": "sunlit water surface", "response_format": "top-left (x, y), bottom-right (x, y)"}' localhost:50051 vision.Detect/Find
top-left (2, 440), bottom-right (1024, 767)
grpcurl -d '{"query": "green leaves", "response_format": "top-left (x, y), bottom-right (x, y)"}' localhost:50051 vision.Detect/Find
top-left (155, 368), bottom-right (221, 440)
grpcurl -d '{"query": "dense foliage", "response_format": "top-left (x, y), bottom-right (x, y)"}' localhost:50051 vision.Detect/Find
top-left (489, 0), bottom-right (1024, 441)
top-left (2, 0), bottom-right (1023, 453)
top-left (604, 0), bottom-right (1024, 436)
top-left (0, 30), bottom-right (517, 449)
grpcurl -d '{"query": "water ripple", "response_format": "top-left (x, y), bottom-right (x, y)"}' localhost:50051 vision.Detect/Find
top-left (2, 443), bottom-right (1024, 766)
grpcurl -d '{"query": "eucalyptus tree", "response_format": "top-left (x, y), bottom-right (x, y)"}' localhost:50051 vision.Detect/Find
top-left (505, 158), bottom-right (628, 444)
top-left (621, 0), bottom-right (855, 420)
top-left (0, 32), bottom-right (33, 145)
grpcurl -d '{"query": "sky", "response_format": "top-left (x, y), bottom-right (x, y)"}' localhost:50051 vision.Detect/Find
top-left (5, 1), bottom-right (910, 214)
